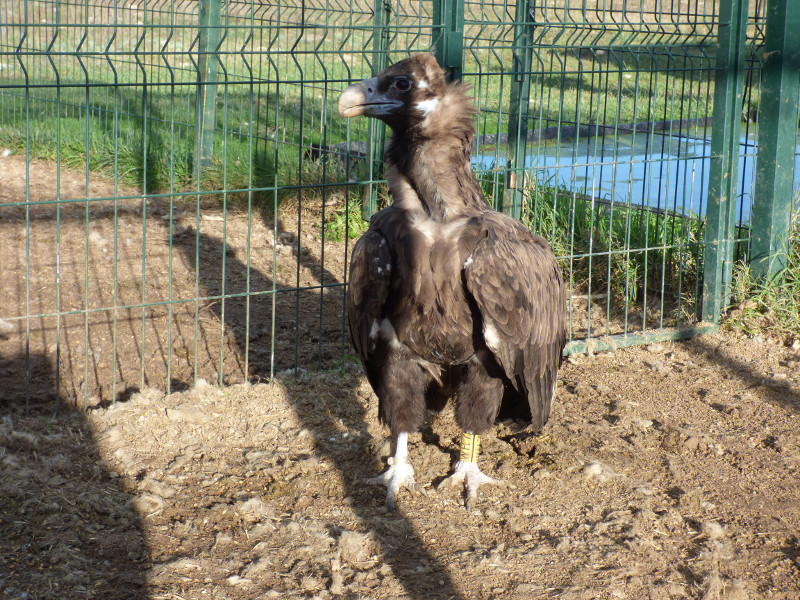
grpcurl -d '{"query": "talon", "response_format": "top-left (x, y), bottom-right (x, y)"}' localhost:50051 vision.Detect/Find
top-left (368, 460), bottom-right (417, 510)
top-left (438, 460), bottom-right (506, 509)
top-left (436, 468), bottom-right (465, 490)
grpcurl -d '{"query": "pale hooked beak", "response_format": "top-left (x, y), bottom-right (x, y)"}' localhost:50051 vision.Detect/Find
top-left (338, 77), bottom-right (402, 118)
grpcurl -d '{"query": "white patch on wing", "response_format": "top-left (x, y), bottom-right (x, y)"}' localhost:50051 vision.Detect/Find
top-left (483, 324), bottom-right (501, 352)
top-left (369, 319), bottom-right (380, 340)
top-left (415, 97), bottom-right (439, 116)
top-left (463, 256), bottom-right (473, 269)
top-left (379, 318), bottom-right (403, 350)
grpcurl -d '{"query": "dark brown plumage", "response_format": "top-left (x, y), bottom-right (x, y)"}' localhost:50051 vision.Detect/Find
top-left (339, 54), bottom-right (567, 510)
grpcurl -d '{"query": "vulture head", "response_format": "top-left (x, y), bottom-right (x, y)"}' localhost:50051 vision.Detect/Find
top-left (338, 54), bottom-right (475, 139)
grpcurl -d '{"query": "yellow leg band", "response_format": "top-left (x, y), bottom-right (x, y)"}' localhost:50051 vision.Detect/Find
top-left (459, 432), bottom-right (481, 463)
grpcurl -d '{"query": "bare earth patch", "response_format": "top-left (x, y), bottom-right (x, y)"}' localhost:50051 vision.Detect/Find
top-left (2, 334), bottom-right (800, 599)
top-left (2, 156), bottom-right (800, 600)
top-left (0, 153), bottom-right (354, 404)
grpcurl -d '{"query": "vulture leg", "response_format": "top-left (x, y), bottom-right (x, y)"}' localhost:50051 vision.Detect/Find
top-left (367, 432), bottom-right (422, 511)
top-left (437, 432), bottom-right (507, 510)
top-left (436, 358), bottom-right (507, 509)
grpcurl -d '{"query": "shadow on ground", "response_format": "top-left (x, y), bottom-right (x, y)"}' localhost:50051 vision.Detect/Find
top-left (685, 336), bottom-right (800, 414)
top-left (0, 353), bottom-right (149, 599)
top-left (176, 225), bottom-right (465, 599)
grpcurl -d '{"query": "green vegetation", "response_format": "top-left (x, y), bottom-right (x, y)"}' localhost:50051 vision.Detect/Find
top-left (468, 45), bottom-right (716, 146)
top-left (523, 178), bottom-right (703, 308)
top-left (0, 85), bottom-right (293, 197)
top-left (726, 215), bottom-right (800, 340)
top-left (323, 202), bottom-right (369, 242)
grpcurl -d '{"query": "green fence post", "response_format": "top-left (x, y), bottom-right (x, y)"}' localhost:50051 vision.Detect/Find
top-left (432, 0), bottom-right (464, 82)
top-left (363, 0), bottom-right (391, 219)
top-left (701, 0), bottom-right (748, 323)
top-left (195, 0), bottom-right (222, 176)
top-left (502, 0), bottom-right (534, 219)
top-left (750, 0), bottom-right (800, 280)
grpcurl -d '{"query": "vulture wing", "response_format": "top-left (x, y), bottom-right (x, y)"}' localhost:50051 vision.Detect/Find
top-left (346, 229), bottom-right (392, 360)
top-left (463, 213), bottom-right (566, 431)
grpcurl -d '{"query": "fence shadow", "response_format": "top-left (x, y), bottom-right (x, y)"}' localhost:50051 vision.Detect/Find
top-left (684, 336), bottom-right (800, 415)
top-left (0, 353), bottom-right (149, 599)
top-left (176, 225), bottom-right (464, 599)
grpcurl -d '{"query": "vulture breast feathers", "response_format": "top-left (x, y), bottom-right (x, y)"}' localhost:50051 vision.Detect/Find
top-left (339, 54), bottom-right (566, 509)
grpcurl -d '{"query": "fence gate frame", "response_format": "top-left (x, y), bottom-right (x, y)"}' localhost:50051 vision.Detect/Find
top-left (749, 0), bottom-right (800, 281)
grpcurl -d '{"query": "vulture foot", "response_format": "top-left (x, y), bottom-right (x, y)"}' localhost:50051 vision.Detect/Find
top-left (437, 460), bottom-right (506, 510)
top-left (367, 457), bottom-right (422, 511)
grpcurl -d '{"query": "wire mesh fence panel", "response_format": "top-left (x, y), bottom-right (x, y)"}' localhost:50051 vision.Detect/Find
top-left (0, 0), bottom-right (796, 407)
top-left (0, 0), bottom-right (436, 407)
top-left (459, 0), bottom-right (779, 353)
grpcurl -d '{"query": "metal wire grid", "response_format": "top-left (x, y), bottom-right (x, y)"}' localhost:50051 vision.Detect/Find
top-left (0, 0), bottom-right (433, 407)
top-left (459, 0), bottom-right (767, 352)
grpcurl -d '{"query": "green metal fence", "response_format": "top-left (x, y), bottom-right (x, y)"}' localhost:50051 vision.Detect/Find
top-left (1, 0), bottom-right (797, 407)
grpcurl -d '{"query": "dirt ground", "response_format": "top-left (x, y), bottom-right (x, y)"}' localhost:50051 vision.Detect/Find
top-left (2, 333), bottom-right (800, 600)
top-left (2, 155), bottom-right (800, 599)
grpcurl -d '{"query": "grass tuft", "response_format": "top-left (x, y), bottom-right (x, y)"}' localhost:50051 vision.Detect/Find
top-left (523, 178), bottom-right (703, 308)
top-left (726, 215), bottom-right (800, 341)
top-left (323, 202), bottom-right (369, 243)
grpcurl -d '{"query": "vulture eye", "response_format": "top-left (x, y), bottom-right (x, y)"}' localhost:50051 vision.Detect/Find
top-left (394, 77), bottom-right (412, 92)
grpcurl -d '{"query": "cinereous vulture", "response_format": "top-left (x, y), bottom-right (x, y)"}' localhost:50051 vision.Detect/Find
top-left (338, 53), bottom-right (567, 510)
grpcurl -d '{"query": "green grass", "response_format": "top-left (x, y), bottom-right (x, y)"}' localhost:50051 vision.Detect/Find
top-left (523, 178), bottom-right (703, 308)
top-left (323, 201), bottom-right (369, 242)
top-left (467, 44), bottom-right (717, 145)
top-left (726, 215), bottom-right (800, 340)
